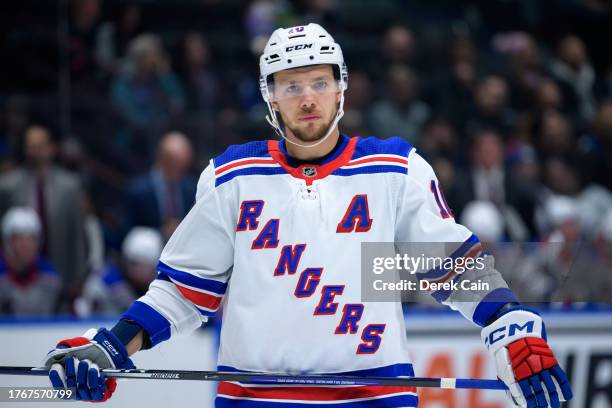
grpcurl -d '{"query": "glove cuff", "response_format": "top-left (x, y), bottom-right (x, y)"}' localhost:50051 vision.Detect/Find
top-left (481, 307), bottom-right (545, 354)
top-left (92, 328), bottom-right (135, 370)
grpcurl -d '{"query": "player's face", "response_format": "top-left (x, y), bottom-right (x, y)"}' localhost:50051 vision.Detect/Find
top-left (271, 65), bottom-right (341, 143)
top-left (8, 234), bottom-right (38, 268)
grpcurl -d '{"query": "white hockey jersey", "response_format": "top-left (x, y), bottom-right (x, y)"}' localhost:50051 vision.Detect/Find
top-left (123, 135), bottom-right (516, 407)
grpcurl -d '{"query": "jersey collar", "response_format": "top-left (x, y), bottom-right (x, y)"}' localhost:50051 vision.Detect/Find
top-left (268, 134), bottom-right (357, 185)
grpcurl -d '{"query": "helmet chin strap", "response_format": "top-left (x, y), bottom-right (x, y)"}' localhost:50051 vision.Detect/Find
top-left (266, 92), bottom-right (345, 149)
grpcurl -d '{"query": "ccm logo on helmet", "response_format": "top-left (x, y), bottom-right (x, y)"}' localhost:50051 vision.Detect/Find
top-left (485, 320), bottom-right (535, 348)
top-left (286, 44), bottom-right (313, 52)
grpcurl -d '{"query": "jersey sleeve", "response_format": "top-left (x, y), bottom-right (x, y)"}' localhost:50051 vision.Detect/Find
top-left (395, 150), bottom-right (517, 326)
top-left (122, 162), bottom-right (235, 346)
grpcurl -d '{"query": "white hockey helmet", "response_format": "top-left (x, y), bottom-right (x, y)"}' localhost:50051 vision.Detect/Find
top-left (122, 227), bottom-right (163, 266)
top-left (544, 195), bottom-right (578, 227)
top-left (259, 23), bottom-right (348, 147)
top-left (600, 209), bottom-right (612, 242)
top-left (2, 207), bottom-right (41, 240)
top-left (460, 201), bottom-right (504, 242)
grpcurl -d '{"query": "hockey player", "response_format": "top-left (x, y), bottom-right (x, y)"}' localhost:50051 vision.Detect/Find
top-left (43, 24), bottom-right (572, 407)
top-left (0, 206), bottom-right (60, 316)
top-left (75, 227), bottom-right (163, 316)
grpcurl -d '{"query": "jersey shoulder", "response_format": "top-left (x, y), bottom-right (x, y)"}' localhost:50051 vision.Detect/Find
top-left (352, 136), bottom-right (413, 159)
top-left (406, 150), bottom-right (436, 182)
top-left (212, 140), bottom-right (271, 168)
top-left (197, 140), bottom-right (274, 197)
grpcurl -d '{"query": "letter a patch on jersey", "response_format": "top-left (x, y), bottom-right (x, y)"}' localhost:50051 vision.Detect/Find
top-left (336, 194), bottom-right (373, 233)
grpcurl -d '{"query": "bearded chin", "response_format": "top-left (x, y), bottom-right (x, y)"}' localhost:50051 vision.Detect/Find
top-left (285, 109), bottom-right (337, 144)
top-left (289, 122), bottom-right (329, 143)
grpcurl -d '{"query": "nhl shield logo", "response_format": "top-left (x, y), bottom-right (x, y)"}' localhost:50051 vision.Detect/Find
top-left (302, 166), bottom-right (317, 177)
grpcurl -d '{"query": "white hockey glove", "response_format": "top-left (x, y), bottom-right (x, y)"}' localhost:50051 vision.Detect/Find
top-left (43, 328), bottom-right (135, 401)
top-left (481, 307), bottom-right (572, 407)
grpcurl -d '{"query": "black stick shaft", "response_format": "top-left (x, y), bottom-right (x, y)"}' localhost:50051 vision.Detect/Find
top-left (0, 366), bottom-right (507, 390)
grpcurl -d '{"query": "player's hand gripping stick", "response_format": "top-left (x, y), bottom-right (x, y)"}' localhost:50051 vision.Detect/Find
top-left (481, 307), bottom-right (573, 407)
top-left (43, 328), bottom-right (135, 401)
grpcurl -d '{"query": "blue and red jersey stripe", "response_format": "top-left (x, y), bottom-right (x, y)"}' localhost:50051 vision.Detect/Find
top-left (215, 364), bottom-right (417, 407)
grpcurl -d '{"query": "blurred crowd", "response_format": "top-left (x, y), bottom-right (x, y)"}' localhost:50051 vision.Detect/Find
top-left (0, 0), bottom-right (611, 316)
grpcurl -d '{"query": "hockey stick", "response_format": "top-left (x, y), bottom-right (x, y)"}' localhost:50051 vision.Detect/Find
top-left (0, 366), bottom-right (507, 390)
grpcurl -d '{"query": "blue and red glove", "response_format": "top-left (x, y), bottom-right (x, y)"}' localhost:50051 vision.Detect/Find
top-left (43, 328), bottom-right (135, 401)
top-left (481, 307), bottom-right (572, 407)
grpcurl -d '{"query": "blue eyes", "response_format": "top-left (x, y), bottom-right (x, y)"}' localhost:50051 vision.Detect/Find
top-left (313, 80), bottom-right (328, 91)
top-left (284, 80), bottom-right (330, 96)
top-left (287, 84), bottom-right (301, 94)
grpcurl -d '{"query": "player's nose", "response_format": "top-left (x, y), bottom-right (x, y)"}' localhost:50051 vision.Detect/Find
top-left (300, 95), bottom-right (317, 111)
top-left (299, 88), bottom-right (318, 106)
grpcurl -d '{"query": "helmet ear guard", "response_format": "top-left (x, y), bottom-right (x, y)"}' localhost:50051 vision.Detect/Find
top-left (258, 23), bottom-right (348, 148)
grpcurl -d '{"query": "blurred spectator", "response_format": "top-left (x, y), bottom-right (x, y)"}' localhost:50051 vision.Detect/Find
top-left (56, 135), bottom-right (125, 264)
top-left (587, 210), bottom-right (612, 301)
top-left (444, 129), bottom-right (537, 239)
top-left (581, 100), bottom-right (612, 190)
top-left (244, 0), bottom-right (292, 55)
top-left (382, 25), bottom-right (417, 67)
top-left (575, 182), bottom-right (612, 239)
top-left (539, 155), bottom-right (612, 238)
top-left (507, 142), bottom-right (540, 185)
top-left (176, 31), bottom-right (224, 157)
top-left (493, 32), bottom-right (547, 113)
top-left (542, 157), bottom-right (581, 197)
top-left (298, 0), bottom-right (338, 28)
top-left (435, 33), bottom-right (478, 131)
top-left (600, 67), bottom-right (612, 100)
top-left (531, 196), bottom-right (612, 304)
top-left (344, 70), bottom-right (373, 112)
top-left (533, 109), bottom-right (576, 160)
top-left (76, 226), bottom-right (162, 316)
top-left (111, 33), bottom-right (185, 164)
top-left (0, 125), bottom-right (87, 309)
top-left (371, 25), bottom-right (421, 90)
top-left (69, 0), bottom-right (102, 90)
top-left (460, 201), bottom-right (504, 242)
top-left (449, 30), bottom-right (476, 66)
top-left (511, 196), bottom-right (582, 302)
top-left (549, 35), bottom-right (596, 123)
top-left (540, 195), bottom-right (581, 242)
top-left (1, 95), bottom-right (31, 169)
top-left (0, 207), bottom-right (60, 315)
top-left (600, 210), bottom-right (612, 244)
top-left (124, 131), bottom-right (196, 241)
top-left (538, 196), bottom-right (589, 301)
top-left (82, 194), bottom-right (105, 274)
top-left (342, 70), bottom-right (373, 136)
top-left (419, 118), bottom-right (460, 163)
top-left (95, 3), bottom-right (144, 77)
top-left (431, 157), bottom-right (455, 193)
top-left (368, 65), bottom-right (430, 144)
top-left (177, 32), bottom-right (221, 115)
top-left (245, 0), bottom-right (282, 38)
top-left (535, 79), bottom-right (564, 113)
top-left (464, 75), bottom-right (516, 138)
